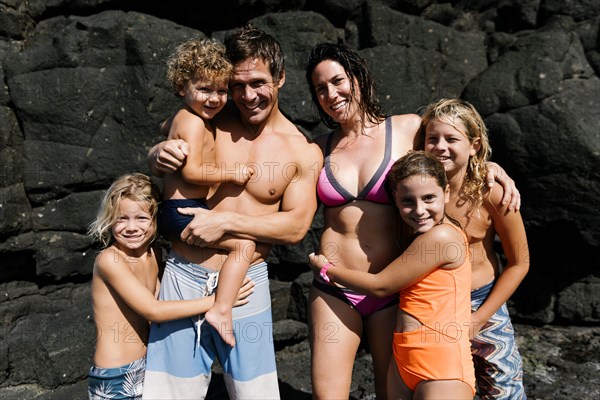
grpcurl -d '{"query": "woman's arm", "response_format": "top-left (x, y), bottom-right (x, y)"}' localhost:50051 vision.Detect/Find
top-left (309, 224), bottom-right (467, 297)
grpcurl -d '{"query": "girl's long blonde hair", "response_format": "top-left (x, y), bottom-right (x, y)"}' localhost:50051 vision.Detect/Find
top-left (417, 98), bottom-right (491, 213)
top-left (88, 173), bottom-right (161, 248)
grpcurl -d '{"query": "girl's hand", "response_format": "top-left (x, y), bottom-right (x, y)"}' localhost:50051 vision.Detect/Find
top-left (308, 252), bottom-right (330, 275)
top-left (233, 277), bottom-right (255, 307)
top-left (468, 310), bottom-right (488, 339)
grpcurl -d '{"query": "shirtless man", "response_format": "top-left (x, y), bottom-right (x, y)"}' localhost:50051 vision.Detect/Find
top-left (142, 26), bottom-right (322, 399)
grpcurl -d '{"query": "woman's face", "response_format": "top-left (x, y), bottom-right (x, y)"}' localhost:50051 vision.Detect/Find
top-left (311, 60), bottom-right (358, 124)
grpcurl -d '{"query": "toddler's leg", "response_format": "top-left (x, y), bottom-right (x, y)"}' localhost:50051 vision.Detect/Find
top-left (205, 239), bottom-right (255, 346)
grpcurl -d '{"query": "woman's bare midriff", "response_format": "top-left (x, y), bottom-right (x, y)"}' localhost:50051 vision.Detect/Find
top-left (320, 201), bottom-right (400, 274)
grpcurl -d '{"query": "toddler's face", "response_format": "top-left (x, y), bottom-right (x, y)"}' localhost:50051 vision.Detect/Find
top-left (180, 77), bottom-right (228, 120)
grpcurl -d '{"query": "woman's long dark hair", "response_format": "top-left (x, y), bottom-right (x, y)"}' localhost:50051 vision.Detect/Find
top-left (306, 43), bottom-right (386, 129)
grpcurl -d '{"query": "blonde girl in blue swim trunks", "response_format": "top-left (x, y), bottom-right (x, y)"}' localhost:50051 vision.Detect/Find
top-left (419, 98), bottom-right (530, 399)
top-left (87, 173), bottom-right (253, 399)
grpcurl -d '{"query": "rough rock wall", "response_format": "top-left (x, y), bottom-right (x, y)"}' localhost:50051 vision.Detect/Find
top-left (0, 0), bottom-right (598, 397)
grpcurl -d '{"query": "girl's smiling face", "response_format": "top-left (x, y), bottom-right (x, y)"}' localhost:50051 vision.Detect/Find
top-left (111, 197), bottom-right (155, 254)
top-left (393, 174), bottom-right (449, 234)
top-left (424, 117), bottom-right (480, 179)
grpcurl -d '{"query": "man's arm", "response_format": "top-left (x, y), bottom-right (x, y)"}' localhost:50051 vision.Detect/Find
top-left (179, 142), bottom-right (323, 246)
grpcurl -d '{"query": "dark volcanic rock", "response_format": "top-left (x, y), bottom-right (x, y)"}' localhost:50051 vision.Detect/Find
top-left (0, 0), bottom-right (598, 398)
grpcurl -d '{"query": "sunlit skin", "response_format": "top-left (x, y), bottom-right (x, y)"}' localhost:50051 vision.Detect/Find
top-left (308, 57), bottom-right (421, 400)
top-left (92, 195), bottom-right (254, 369)
top-left (143, 30), bottom-right (324, 398)
top-left (111, 198), bottom-right (155, 257)
top-left (170, 74), bottom-right (256, 347)
top-left (153, 55), bottom-right (322, 350)
top-left (179, 78), bottom-right (228, 120)
top-left (311, 60), bottom-right (359, 125)
top-left (229, 58), bottom-right (284, 129)
top-left (424, 117), bottom-right (479, 182)
top-left (308, 172), bottom-right (472, 399)
top-left (394, 175), bottom-right (450, 235)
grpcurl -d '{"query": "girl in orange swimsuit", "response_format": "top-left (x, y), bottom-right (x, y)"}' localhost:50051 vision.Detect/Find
top-left (310, 151), bottom-right (476, 399)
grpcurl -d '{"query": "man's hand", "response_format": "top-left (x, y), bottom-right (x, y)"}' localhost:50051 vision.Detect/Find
top-left (153, 139), bottom-right (189, 174)
top-left (486, 162), bottom-right (521, 211)
top-left (178, 207), bottom-right (229, 246)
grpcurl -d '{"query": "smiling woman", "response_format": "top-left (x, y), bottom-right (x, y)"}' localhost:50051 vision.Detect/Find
top-left (305, 42), bottom-right (422, 399)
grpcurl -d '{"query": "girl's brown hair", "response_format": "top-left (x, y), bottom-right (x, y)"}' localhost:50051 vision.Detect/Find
top-left (387, 151), bottom-right (461, 231)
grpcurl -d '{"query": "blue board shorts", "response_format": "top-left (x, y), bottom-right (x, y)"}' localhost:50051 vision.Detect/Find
top-left (88, 356), bottom-right (146, 399)
top-left (143, 250), bottom-right (280, 399)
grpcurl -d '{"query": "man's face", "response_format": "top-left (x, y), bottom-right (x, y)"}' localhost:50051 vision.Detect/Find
top-left (229, 58), bottom-right (284, 126)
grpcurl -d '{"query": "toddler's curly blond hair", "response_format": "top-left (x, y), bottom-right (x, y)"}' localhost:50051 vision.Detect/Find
top-left (167, 38), bottom-right (232, 94)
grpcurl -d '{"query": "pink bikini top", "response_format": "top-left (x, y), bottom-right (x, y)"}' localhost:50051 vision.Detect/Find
top-left (317, 118), bottom-right (394, 207)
